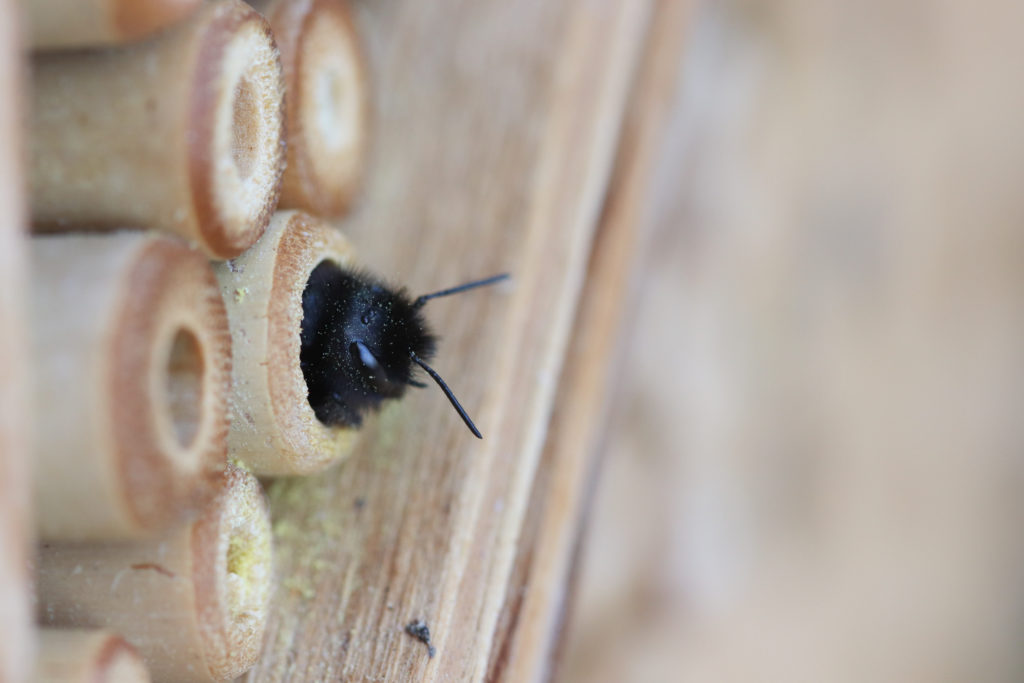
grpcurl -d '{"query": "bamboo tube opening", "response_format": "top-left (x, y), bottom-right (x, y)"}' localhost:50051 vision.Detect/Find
top-left (297, 255), bottom-right (346, 426)
top-left (165, 327), bottom-right (204, 451)
top-left (230, 77), bottom-right (260, 180)
top-left (303, 8), bottom-right (362, 168)
top-left (270, 0), bottom-right (368, 216)
top-left (32, 234), bottom-right (230, 539)
top-left (216, 211), bottom-right (358, 475)
top-left (316, 68), bottom-right (346, 149)
top-left (36, 465), bottom-right (272, 682)
top-left (204, 8), bottom-right (285, 248)
top-left (196, 465), bottom-right (273, 681)
top-left (29, 0), bottom-right (285, 259)
top-left (222, 505), bottom-right (273, 645)
top-left (114, 239), bottom-right (230, 531)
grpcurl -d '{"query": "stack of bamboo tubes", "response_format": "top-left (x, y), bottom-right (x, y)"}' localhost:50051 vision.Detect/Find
top-left (14, 0), bottom-right (370, 679)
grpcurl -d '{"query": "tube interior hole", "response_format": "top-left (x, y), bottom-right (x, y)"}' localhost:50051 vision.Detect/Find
top-left (227, 531), bottom-right (250, 580)
top-left (300, 260), bottom-right (356, 427)
top-left (231, 76), bottom-right (259, 180)
top-left (317, 68), bottom-right (346, 149)
top-left (225, 521), bottom-right (269, 619)
top-left (165, 328), bottom-right (204, 450)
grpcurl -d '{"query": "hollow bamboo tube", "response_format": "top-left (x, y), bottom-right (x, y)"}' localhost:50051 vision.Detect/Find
top-left (31, 233), bottom-right (230, 540)
top-left (36, 630), bottom-right (150, 683)
top-left (29, 0), bottom-right (285, 260)
top-left (36, 465), bottom-right (273, 683)
top-left (216, 210), bottom-right (358, 475)
top-left (20, 0), bottom-right (202, 50)
top-left (252, 0), bottom-right (369, 216)
top-left (0, 0), bottom-right (33, 680)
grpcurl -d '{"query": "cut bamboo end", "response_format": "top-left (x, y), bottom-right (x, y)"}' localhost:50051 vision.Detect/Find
top-left (29, 0), bottom-right (285, 259)
top-left (21, 0), bottom-right (202, 50)
top-left (216, 210), bottom-right (359, 475)
top-left (36, 465), bottom-right (273, 683)
top-left (196, 2), bottom-right (286, 255)
top-left (262, 0), bottom-right (369, 216)
top-left (193, 465), bottom-right (274, 681)
top-left (36, 630), bottom-right (151, 683)
top-left (31, 233), bottom-right (231, 540)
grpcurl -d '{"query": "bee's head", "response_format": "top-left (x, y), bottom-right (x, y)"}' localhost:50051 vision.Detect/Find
top-left (343, 280), bottom-right (435, 398)
top-left (300, 262), bottom-right (508, 438)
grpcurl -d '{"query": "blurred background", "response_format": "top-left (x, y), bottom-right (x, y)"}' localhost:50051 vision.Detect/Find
top-left (560, 1), bottom-right (1024, 680)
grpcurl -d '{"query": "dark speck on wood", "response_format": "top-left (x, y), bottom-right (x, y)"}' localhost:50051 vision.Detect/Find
top-left (405, 619), bottom-right (436, 658)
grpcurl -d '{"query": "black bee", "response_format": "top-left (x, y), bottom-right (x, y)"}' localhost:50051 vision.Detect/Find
top-left (300, 262), bottom-right (508, 438)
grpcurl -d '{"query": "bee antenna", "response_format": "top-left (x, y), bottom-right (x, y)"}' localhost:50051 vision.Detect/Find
top-left (410, 351), bottom-right (483, 439)
top-left (413, 273), bottom-right (510, 308)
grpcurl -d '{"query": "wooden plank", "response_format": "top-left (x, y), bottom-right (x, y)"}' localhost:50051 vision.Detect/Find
top-left (486, 1), bottom-right (693, 680)
top-left (244, 0), bottom-right (651, 680)
top-left (428, 2), bottom-right (652, 679)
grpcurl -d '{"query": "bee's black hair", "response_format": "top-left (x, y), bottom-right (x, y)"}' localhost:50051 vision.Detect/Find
top-left (300, 262), bottom-right (507, 438)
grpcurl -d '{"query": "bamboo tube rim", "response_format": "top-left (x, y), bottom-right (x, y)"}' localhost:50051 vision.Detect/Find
top-left (163, 327), bottom-right (204, 450)
top-left (268, 212), bottom-right (359, 473)
top-left (35, 466), bottom-right (271, 680)
top-left (274, 0), bottom-right (369, 216)
top-left (301, 1), bottom-right (365, 194)
top-left (189, 1), bottom-right (285, 258)
top-left (190, 464), bottom-right (272, 680)
top-left (109, 237), bottom-right (230, 532)
top-left (218, 210), bottom-right (358, 475)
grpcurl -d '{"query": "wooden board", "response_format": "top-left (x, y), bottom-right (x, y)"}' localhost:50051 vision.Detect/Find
top-left (486, 1), bottom-right (694, 679)
top-left (244, 0), bottom-right (652, 680)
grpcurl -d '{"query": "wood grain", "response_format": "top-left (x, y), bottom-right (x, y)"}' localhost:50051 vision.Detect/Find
top-left (243, 0), bottom-right (651, 679)
top-left (487, 1), bottom-right (693, 679)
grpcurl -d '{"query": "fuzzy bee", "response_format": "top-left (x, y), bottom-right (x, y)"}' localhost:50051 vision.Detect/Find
top-left (300, 263), bottom-right (508, 438)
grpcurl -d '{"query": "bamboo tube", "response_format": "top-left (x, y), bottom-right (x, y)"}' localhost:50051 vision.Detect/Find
top-left (0, 0), bottom-right (33, 680)
top-left (252, 0), bottom-right (369, 216)
top-left (215, 210), bottom-right (358, 475)
top-left (31, 233), bottom-right (230, 540)
top-left (29, 0), bottom-right (285, 260)
top-left (36, 630), bottom-right (150, 683)
top-left (20, 0), bottom-right (202, 50)
top-left (36, 465), bottom-right (273, 683)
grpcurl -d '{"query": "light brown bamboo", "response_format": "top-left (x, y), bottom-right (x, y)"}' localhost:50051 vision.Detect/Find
top-left (36, 630), bottom-right (150, 683)
top-left (29, 0), bottom-right (285, 260)
top-left (215, 210), bottom-right (358, 475)
top-left (0, 0), bottom-right (33, 679)
top-left (36, 465), bottom-right (273, 683)
top-left (20, 0), bottom-right (202, 50)
top-left (253, 0), bottom-right (369, 216)
top-left (31, 232), bottom-right (231, 540)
